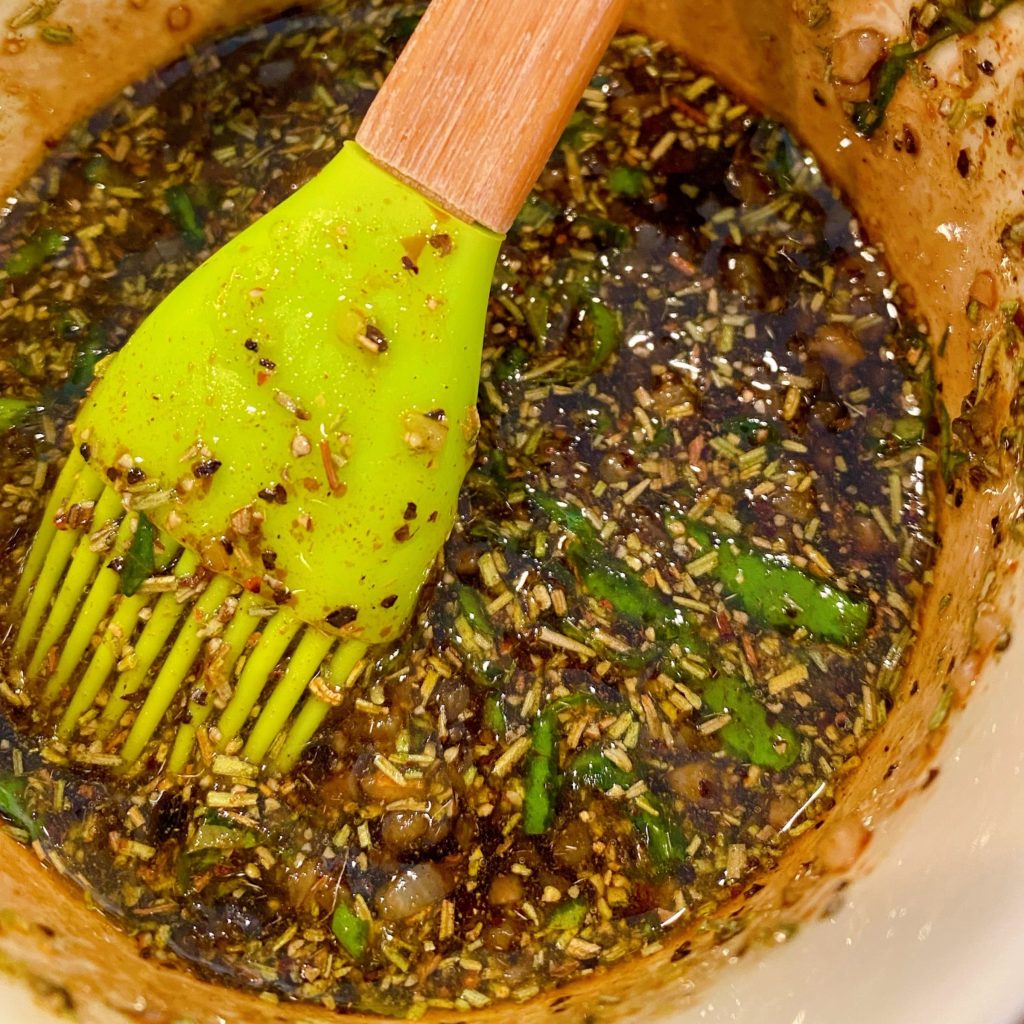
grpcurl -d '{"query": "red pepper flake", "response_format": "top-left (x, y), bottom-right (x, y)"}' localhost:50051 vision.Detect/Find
top-left (259, 357), bottom-right (277, 371)
top-left (194, 459), bottom-right (222, 478)
top-left (244, 339), bottom-right (258, 352)
top-left (428, 233), bottom-right (453, 256)
top-left (358, 324), bottom-right (389, 355)
top-left (257, 483), bottom-right (287, 504)
top-left (243, 576), bottom-right (262, 593)
top-left (670, 95), bottom-right (708, 126)
top-left (394, 524), bottom-right (412, 543)
top-left (956, 148), bottom-right (970, 177)
top-left (404, 502), bottom-right (418, 521)
top-left (741, 632), bottom-right (759, 670)
top-left (54, 501), bottom-right (95, 531)
top-left (668, 252), bottom-right (697, 276)
top-left (381, 594), bottom-right (398, 609)
top-left (257, 371), bottom-right (270, 386)
top-left (687, 435), bottom-right (706, 475)
top-left (715, 609), bottom-right (734, 639)
top-left (327, 606), bottom-right (358, 628)
top-left (320, 440), bottom-right (346, 495)
top-left (897, 124), bottom-right (918, 155)
top-left (401, 255), bottom-right (419, 275)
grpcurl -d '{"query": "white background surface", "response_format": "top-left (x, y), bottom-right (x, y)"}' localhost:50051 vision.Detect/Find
top-left (663, 623), bottom-right (1024, 1024)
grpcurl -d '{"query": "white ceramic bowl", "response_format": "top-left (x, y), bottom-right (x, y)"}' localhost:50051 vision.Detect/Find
top-left (0, 1), bottom-right (1020, 1021)
top-left (683, 581), bottom-right (1024, 1024)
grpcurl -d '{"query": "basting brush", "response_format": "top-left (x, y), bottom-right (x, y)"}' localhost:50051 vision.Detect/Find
top-left (8, 0), bottom-right (628, 773)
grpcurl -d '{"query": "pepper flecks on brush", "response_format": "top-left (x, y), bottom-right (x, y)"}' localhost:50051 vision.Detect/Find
top-left (5, 0), bottom-right (627, 773)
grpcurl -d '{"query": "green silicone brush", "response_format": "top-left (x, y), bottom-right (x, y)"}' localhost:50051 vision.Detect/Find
top-left (8, 0), bottom-right (627, 773)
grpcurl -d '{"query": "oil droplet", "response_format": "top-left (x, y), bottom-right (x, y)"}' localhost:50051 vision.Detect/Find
top-left (335, 303), bottom-right (366, 344)
top-left (166, 4), bottom-right (192, 31)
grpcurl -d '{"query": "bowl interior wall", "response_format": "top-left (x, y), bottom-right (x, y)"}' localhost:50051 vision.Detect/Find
top-left (0, 2), bottom-right (1019, 1022)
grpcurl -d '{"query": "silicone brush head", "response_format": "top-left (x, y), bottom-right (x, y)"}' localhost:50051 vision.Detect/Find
top-left (12, 143), bottom-right (502, 771)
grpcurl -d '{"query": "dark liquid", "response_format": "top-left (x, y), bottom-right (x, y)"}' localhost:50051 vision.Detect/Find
top-left (0, 3), bottom-right (936, 1015)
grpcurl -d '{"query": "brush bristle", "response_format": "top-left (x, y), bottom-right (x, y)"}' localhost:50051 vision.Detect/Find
top-left (8, 448), bottom-right (366, 774)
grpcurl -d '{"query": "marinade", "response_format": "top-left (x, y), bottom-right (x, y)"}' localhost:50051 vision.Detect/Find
top-left (0, 3), bottom-right (937, 1015)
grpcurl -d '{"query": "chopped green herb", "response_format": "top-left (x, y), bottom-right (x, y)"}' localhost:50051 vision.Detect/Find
top-left (514, 194), bottom-right (559, 231)
top-left (685, 520), bottom-right (869, 645)
top-left (762, 122), bottom-right (809, 192)
top-left (522, 709), bottom-right (559, 835)
top-left (40, 22), bottom-right (74, 44)
top-left (559, 110), bottom-right (606, 150)
top-left (632, 803), bottom-right (687, 870)
top-left (546, 897), bottom-right (588, 931)
top-left (0, 774), bottom-right (39, 838)
top-left (570, 747), bottom-right (633, 791)
top-left (188, 819), bottom-right (256, 852)
top-left (607, 166), bottom-right (649, 198)
top-left (457, 585), bottom-right (496, 638)
top-left (570, 749), bottom-right (687, 870)
top-left (483, 694), bottom-right (506, 735)
top-left (0, 398), bottom-right (33, 431)
top-left (703, 676), bottom-right (800, 770)
top-left (7, 0), bottom-right (60, 30)
top-left (722, 415), bottom-right (780, 445)
top-left (891, 415), bottom-right (924, 446)
top-left (3, 228), bottom-right (67, 278)
top-left (584, 300), bottom-right (622, 372)
top-left (165, 185), bottom-right (206, 250)
top-left (332, 901), bottom-right (370, 960)
top-left (121, 513), bottom-right (156, 597)
top-left (83, 155), bottom-right (135, 188)
top-left (937, 402), bottom-right (968, 488)
top-left (929, 685), bottom-right (953, 731)
top-left (532, 490), bottom-right (699, 649)
top-left (63, 323), bottom-right (110, 399)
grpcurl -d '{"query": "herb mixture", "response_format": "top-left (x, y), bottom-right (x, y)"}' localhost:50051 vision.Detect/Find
top-left (0, 2), bottom-right (938, 1016)
top-left (842, 0), bottom-right (1017, 137)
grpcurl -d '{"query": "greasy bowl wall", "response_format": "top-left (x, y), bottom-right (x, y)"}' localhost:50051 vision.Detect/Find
top-left (0, 2), bottom-right (1021, 1022)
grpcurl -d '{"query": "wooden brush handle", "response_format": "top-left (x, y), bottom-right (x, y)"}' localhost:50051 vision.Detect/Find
top-left (357, 0), bottom-right (628, 234)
